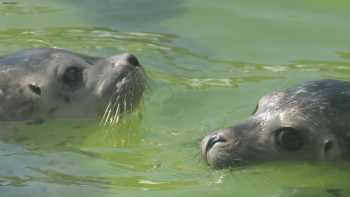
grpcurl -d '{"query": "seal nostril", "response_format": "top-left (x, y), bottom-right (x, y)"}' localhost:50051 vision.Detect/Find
top-left (28, 84), bottom-right (41, 96)
top-left (324, 140), bottom-right (333, 153)
top-left (205, 134), bottom-right (226, 153)
top-left (125, 54), bottom-right (140, 67)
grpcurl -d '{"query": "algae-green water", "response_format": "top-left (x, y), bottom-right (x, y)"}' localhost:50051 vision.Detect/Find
top-left (0, 0), bottom-right (350, 196)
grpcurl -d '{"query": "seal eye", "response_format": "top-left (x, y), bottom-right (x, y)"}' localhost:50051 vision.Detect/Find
top-left (62, 66), bottom-right (83, 89)
top-left (276, 127), bottom-right (304, 151)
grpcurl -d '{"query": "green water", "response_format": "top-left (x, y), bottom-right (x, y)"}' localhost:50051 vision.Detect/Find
top-left (1, 0), bottom-right (350, 196)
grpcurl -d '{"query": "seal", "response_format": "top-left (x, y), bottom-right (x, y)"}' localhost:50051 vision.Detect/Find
top-left (0, 48), bottom-right (145, 124)
top-left (201, 80), bottom-right (350, 169)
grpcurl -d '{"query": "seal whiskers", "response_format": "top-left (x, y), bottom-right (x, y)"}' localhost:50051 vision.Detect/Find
top-left (101, 100), bottom-right (113, 125)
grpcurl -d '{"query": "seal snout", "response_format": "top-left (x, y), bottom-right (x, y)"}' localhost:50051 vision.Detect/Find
top-left (124, 53), bottom-right (141, 67)
top-left (201, 131), bottom-right (229, 167)
top-left (204, 134), bottom-right (226, 154)
top-left (115, 53), bottom-right (141, 68)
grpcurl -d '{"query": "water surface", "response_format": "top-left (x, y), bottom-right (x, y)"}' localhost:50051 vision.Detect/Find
top-left (0, 0), bottom-right (350, 196)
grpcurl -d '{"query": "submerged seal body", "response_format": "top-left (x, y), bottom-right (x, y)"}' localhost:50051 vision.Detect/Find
top-left (201, 80), bottom-right (350, 169)
top-left (0, 48), bottom-right (145, 123)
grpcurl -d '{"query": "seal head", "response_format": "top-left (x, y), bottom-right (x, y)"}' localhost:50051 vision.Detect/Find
top-left (0, 48), bottom-right (145, 123)
top-left (201, 80), bottom-right (350, 169)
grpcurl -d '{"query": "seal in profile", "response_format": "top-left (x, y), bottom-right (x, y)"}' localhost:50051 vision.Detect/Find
top-left (0, 48), bottom-right (145, 124)
top-left (201, 80), bottom-right (350, 169)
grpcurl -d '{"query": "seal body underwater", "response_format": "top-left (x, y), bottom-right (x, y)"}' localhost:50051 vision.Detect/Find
top-left (0, 48), bottom-right (145, 124)
top-left (201, 79), bottom-right (350, 169)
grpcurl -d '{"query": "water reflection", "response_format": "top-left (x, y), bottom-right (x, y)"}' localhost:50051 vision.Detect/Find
top-left (63, 0), bottom-right (186, 31)
top-left (0, 1), bottom-right (61, 15)
top-left (0, 27), bottom-right (349, 89)
top-left (0, 110), bottom-right (143, 151)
